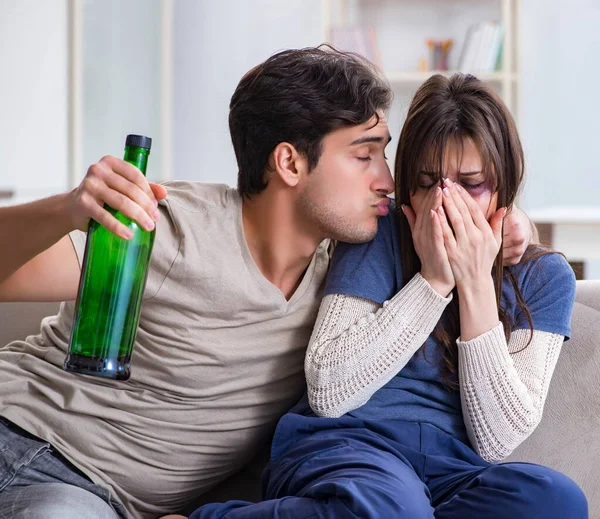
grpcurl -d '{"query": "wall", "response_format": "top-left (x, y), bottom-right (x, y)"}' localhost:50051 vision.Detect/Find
top-left (0, 0), bottom-right (69, 203)
top-left (169, 0), bottom-right (600, 277)
top-left (519, 0), bottom-right (600, 277)
top-left (2, 0), bottom-right (598, 275)
top-left (172, 0), bottom-right (324, 186)
top-left (520, 0), bottom-right (600, 211)
top-left (81, 0), bottom-right (163, 181)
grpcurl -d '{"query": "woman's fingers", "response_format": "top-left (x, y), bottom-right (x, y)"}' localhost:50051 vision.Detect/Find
top-left (445, 179), bottom-right (476, 231)
top-left (423, 186), bottom-right (443, 231)
top-left (414, 185), bottom-right (436, 234)
top-left (441, 180), bottom-right (468, 241)
top-left (432, 186), bottom-right (443, 211)
top-left (437, 205), bottom-right (457, 253)
top-left (430, 207), bottom-right (445, 248)
top-left (454, 182), bottom-right (489, 231)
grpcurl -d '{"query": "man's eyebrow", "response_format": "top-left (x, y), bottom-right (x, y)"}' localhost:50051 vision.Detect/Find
top-left (350, 134), bottom-right (392, 146)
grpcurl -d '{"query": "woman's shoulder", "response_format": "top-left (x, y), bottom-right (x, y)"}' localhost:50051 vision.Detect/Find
top-left (508, 247), bottom-right (573, 276)
top-left (506, 247), bottom-right (576, 298)
top-left (325, 201), bottom-right (402, 304)
top-left (503, 248), bottom-right (576, 338)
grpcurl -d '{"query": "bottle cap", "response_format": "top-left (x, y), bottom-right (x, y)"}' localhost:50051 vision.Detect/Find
top-left (125, 134), bottom-right (152, 150)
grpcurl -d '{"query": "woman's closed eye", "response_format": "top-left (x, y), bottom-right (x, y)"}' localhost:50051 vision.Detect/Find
top-left (418, 180), bottom-right (486, 193)
top-left (462, 181), bottom-right (486, 193)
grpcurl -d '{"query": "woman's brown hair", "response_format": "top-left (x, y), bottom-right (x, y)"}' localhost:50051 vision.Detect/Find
top-left (394, 73), bottom-right (552, 388)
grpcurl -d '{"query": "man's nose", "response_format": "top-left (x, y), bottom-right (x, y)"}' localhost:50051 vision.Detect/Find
top-left (374, 166), bottom-right (394, 195)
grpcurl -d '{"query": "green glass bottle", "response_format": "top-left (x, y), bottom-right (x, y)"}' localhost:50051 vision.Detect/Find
top-left (65, 134), bottom-right (155, 380)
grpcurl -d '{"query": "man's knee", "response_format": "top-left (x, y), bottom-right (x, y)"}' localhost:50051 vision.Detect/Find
top-left (4, 483), bottom-right (119, 519)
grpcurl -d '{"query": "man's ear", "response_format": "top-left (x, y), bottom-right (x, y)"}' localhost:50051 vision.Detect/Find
top-left (269, 142), bottom-right (309, 188)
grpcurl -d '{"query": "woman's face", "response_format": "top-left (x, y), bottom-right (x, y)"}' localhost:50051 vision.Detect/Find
top-left (409, 138), bottom-right (498, 221)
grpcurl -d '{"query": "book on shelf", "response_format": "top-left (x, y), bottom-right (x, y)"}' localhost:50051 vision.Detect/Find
top-left (457, 21), bottom-right (503, 73)
top-left (329, 26), bottom-right (383, 68)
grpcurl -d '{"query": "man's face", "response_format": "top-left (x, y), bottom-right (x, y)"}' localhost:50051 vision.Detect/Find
top-left (410, 137), bottom-right (498, 220)
top-left (298, 113), bottom-right (394, 243)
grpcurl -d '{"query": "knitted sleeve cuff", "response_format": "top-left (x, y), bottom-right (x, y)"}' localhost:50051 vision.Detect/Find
top-left (457, 322), bottom-right (510, 381)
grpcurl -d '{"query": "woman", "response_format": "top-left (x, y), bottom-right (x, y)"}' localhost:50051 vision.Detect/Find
top-left (187, 74), bottom-right (586, 518)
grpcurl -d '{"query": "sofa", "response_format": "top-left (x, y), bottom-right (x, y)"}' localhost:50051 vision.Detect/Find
top-left (1, 280), bottom-right (599, 517)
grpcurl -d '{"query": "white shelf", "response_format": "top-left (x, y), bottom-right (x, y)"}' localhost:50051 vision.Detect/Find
top-left (385, 70), bottom-right (518, 84)
top-left (324, 0), bottom-right (520, 116)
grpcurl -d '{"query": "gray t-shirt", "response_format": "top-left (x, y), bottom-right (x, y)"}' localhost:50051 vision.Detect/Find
top-left (0, 182), bottom-right (331, 518)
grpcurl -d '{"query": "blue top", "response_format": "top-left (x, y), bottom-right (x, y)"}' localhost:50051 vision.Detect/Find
top-left (292, 208), bottom-right (576, 445)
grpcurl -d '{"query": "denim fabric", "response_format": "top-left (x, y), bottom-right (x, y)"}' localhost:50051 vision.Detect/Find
top-left (0, 417), bottom-right (127, 518)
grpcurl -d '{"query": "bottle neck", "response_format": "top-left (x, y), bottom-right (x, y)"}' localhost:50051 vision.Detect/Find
top-left (124, 146), bottom-right (150, 176)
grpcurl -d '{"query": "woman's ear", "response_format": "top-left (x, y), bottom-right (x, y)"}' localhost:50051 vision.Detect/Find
top-left (270, 142), bottom-right (308, 188)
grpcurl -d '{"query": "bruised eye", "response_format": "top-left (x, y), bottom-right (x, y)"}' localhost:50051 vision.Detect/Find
top-left (462, 181), bottom-right (486, 193)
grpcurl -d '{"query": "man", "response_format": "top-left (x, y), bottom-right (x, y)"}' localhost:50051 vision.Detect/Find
top-left (0, 46), bottom-right (534, 519)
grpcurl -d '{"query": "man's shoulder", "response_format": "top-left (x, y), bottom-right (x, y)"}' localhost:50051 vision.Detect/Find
top-left (161, 181), bottom-right (239, 213)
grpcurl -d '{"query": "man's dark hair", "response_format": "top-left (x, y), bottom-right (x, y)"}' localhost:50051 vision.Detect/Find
top-left (229, 45), bottom-right (392, 198)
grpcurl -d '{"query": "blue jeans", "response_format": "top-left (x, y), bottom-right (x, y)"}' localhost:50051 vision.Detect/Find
top-left (191, 414), bottom-right (588, 519)
top-left (0, 417), bottom-right (126, 519)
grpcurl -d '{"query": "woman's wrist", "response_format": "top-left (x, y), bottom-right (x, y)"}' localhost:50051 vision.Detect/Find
top-left (457, 276), bottom-right (499, 341)
top-left (420, 273), bottom-right (454, 298)
top-left (457, 275), bottom-right (493, 294)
